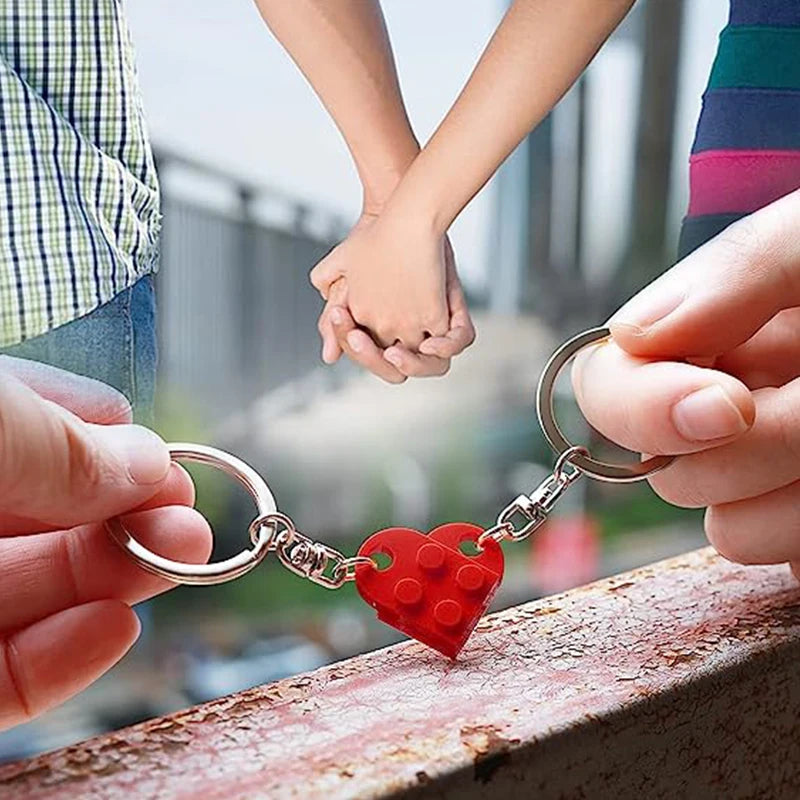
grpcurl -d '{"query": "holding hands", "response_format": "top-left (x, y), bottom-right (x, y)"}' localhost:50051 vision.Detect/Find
top-left (257, 0), bottom-right (632, 382)
top-left (312, 210), bottom-right (475, 383)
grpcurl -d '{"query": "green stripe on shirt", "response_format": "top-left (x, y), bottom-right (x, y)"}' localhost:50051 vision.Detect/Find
top-left (709, 26), bottom-right (800, 90)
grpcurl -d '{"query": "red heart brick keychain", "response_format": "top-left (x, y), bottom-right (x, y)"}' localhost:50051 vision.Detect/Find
top-left (109, 328), bottom-right (676, 661)
top-left (354, 523), bottom-right (504, 659)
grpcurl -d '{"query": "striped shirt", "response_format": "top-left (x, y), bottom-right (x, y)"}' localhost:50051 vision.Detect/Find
top-left (679, 0), bottom-right (800, 257)
top-left (0, 0), bottom-right (160, 348)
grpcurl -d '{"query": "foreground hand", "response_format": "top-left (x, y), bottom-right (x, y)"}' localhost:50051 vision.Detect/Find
top-left (311, 208), bottom-right (449, 350)
top-left (572, 189), bottom-right (800, 575)
top-left (316, 236), bottom-right (475, 382)
top-left (0, 359), bottom-right (211, 730)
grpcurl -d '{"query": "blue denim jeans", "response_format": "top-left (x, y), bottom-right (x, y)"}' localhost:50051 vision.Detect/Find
top-left (0, 276), bottom-right (157, 420)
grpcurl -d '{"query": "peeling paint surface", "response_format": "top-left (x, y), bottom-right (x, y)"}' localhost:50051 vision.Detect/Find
top-left (2, 547), bottom-right (800, 799)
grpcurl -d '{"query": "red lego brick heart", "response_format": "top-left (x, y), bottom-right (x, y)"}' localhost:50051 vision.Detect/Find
top-left (354, 523), bottom-right (504, 659)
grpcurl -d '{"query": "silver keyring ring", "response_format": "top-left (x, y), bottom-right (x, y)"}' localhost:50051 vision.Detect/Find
top-left (106, 443), bottom-right (278, 585)
top-left (536, 326), bottom-right (675, 483)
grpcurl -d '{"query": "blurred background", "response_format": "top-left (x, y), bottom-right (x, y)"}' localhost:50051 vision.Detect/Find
top-left (2, 0), bottom-right (726, 761)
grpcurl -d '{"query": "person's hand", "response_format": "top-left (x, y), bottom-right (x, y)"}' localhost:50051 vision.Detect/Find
top-left (311, 207), bottom-right (450, 351)
top-left (0, 358), bottom-right (211, 731)
top-left (314, 216), bottom-right (475, 383)
top-left (572, 189), bottom-right (800, 576)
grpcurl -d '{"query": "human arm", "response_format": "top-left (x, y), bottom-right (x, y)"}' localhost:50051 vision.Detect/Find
top-left (308, 0), bottom-right (635, 351)
top-left (0, 359), bottom-right (211, 730)
top-left (376, 0), bottom-right (635, 232)
top-left (253, 0), bottom-right (474, 375)
top-left (572, 189), bottom-right (800, 574)
top-left (252, 0), bottom-right (418, 213)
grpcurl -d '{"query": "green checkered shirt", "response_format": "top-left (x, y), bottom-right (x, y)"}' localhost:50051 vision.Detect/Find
top-left (0, 0), bottom-right (160, 347)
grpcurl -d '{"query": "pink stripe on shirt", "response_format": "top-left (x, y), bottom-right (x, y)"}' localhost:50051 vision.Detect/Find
top-left (688, 149), bottom-right (800, 215)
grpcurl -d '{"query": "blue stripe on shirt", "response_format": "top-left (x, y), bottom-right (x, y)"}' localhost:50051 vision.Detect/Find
top-left (692, 87), bottom-right (800, 153)
top-left (729, 0), bottom-right (800, 27)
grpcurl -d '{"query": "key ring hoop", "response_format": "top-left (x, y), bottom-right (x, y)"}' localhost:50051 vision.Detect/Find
top-left (536, 326), bottom-right (675, 483)
top-left (106, 443), bottom-right (278, 585)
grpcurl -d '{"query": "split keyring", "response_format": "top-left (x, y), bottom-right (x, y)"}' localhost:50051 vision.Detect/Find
top-left (536, 326), bottom-right (675, 483)
top-left (106, 443), bottom-right (278, 585)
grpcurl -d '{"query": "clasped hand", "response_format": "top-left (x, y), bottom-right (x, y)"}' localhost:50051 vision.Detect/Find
top-left (309, 210), bottom-right (476, 383)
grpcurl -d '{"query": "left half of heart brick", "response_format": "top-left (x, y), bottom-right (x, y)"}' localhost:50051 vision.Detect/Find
top-left (354, 523), bottom-right (504, 659)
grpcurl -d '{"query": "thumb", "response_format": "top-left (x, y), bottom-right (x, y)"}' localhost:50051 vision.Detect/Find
top-left (0, 373), bottom-right (170, 532)
top-left (309, 248), bottom-right (345, 300)
top-left (610, 189), bottom-right (800, 358)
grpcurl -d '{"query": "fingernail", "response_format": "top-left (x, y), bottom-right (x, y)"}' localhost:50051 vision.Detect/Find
top-left (418, 341), bottom-right (438, 356)
top-left (614, 284), bottom-right (686, 333)
top-left (672, 386), bottom-right (749, 442)
top-left (331, 308), bottom-right (343, 325)
top-left (384, 350), bottom-right (402, 367)
top-left (95, 424), bottom-right (171, 485)
top-left (347, 331), bottom-right (362, 353)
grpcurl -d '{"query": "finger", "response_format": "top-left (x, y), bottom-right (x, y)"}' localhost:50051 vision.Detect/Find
top-left (610, 188), bottom-right (800, 358)
top-left (319, 280), bottom-right (348, 364)
top-left (0, 355), bottom-right (132, 424)
top-left (418, 307), bottom-right (476, 358)
top-left (318, 305), bottom-right (343, 365)
top-left (444, 241), bottom-right (468, 316)
top-left (0, 505), bottom-right (213, 631)
top-left (421, 244), bottom-right (476, 358)
top-left (705, 479), bottom-right (800, 565)
top-left (344, 329), bottom-right (407, 384)
top-left (329, 308), bottom-right (407, 384)
top-left (309, 249), bottom-right (345, 300)
top-left (0, 374), bottom-right (171, 531)
top-left (713, 308), bottom-right (800, 389)
top-left (0, 461), bottom-right (195, 536)
top-left (383, 345), bottom-right (450, 378)
top-left (572, 339), bottom-right (755, 455)
top-left (648, 381), bottom-right (800, 508)
top-left (0, 600), bottom-right (140, 730)
top-left (133, 463), bottom-right (195, 511)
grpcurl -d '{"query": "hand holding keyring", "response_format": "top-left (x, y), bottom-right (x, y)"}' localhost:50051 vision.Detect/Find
top-left (574, 190), bottom-right (800, 578)
top-left (0, 358), bottom-right (211, 732)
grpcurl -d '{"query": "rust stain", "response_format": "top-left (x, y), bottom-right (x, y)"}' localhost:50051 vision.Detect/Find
top-left (532, 605), bottom-right (562, 615)
top-left (460, 724), bottom-right (520, 785)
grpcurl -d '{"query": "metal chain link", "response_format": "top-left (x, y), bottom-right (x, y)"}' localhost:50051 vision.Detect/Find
top-left (249, 512), bottom-right (374, 589)
top-left (477, 445), bottom-right (588, 550)
top-left (245, 446), bottom-right (588, 587)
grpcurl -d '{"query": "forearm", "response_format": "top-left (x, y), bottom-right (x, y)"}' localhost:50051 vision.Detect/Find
top-left (254, 0), bottom-right (419, 210)
top-left (387, 0), bottom-right (635, 231)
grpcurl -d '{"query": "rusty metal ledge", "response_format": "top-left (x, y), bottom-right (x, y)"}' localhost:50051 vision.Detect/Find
top-left (2, 546), bottom-right (800, 799)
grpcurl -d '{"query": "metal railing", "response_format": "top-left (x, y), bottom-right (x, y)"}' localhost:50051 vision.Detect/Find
top-left (4, 546), bottom-right (799, 798)
top-left (153, 149), bottom-right (347, 419)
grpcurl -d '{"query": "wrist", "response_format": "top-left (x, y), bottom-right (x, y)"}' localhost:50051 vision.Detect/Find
top-left (380, 160), bottom-right (453, 237)
top-left (356, 136), bottom-right (421, 216)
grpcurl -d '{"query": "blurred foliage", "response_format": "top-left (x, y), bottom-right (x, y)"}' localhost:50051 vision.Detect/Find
top-left (153, 388), bottom-right (234, 536)
top-left (597, 484), bottom-right (704, 541)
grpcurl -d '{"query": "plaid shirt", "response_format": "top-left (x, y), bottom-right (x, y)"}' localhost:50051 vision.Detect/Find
top-left (0, 0), bottom-right (160, 347)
